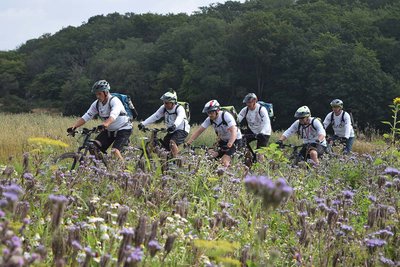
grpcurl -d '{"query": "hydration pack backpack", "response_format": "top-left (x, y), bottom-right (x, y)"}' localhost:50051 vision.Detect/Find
top-left (219, 106), bottom-right (239, 126)
top-left (257, 101), bottom-right (274, 118)
top-left (96, 93), bottom-right (138, 121)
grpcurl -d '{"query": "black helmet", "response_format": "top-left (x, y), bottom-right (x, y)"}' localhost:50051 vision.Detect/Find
top-left (91, 80), bottom-right (110, 93)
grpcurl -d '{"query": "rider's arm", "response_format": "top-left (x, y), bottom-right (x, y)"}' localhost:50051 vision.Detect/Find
top-left (237, 107), bottom-right (247, 124)
top-left (343, 112), bottom-right (352, 139)
top-left (259, 106), bottom-right (272, 135)
top-left (186, 126), bottom-right (206, 145)
top-left (71, 118), bottom-right (86, 129)
top-left (173, 105), bottom-right (186, 127)
top-left (314, 120), bottom-right (326, 143)
top-left (227, 125), bottom-right (237, 148)
top-left (281, 120), bottom-right (300, 140)
top-left (142, 105), bottom-right (165, 126)
top-left (322, 113), bottom-right (331, 129)
top-left (103, 97), bottom-right (125, 128)
top-left (74, 100), bottom-right (99, 128)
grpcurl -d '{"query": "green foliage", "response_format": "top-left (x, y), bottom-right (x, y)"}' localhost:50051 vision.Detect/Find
top-left (0, 0), bottom-right (398, 129)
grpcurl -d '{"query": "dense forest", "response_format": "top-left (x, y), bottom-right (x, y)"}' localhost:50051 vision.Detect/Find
top-left (0, 0), bottom-right (399, 130)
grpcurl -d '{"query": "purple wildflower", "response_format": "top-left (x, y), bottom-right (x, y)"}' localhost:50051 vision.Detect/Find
top-left (365, 238), bottom-right (387, 248)
top-left (48, 194), bottom-right (68, 203)
top-left (126, 247), bottom-right (143, 263)
top-left (23, 172), bottom-right (34, 180)
top-left (340, 224), bottom-right (353, 232)
top-left (342, 190), bottom-right (354, 199)
top-left (148, 240), bottom-right (162, 257)
top-left (383, 167), bottom-right (400, 176)
top-left (71, 240), bottom-right (83, 250)
top-left (368, 195), bottom-right (376, 202)
top-left (379, 256), bottom-right (396, 266)
top-left (2, 192), bottom-right (19, 202)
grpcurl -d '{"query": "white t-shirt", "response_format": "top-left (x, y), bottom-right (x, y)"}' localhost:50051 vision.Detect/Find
top-left (323, 111), bottom-right (355, 139)
top-left (142, 104), bottom-right (190, 133)
top-left (201, 111), bottom-right (242, 142)
top-left (283, 117), bottom-right (327, 146)
top-left (238, 103), bottom-right (272, 135)
top-left (82, 97), bottom-right (132, 131)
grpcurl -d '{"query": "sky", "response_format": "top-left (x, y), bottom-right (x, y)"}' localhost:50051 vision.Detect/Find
top-left (0, 0), bottom-right (244, 51)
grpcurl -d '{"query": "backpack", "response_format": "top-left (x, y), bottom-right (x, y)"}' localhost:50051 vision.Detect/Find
top-left (219, 106), bottom-right (239, 126)
top-left (257, 101), bottom-right (274, 118)
top-left (297, 117), bottom-right (323, 138)
top-left (163, 102), bottom-right (191, 122)
top-left (242, 101), bottom-right (274, 126)
top-left (329, 110), bottom-right (356, 129)
top-left (96, 93), bottom-right (138, 121)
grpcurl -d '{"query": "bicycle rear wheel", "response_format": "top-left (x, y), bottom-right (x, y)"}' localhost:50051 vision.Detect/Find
top-left (54, 152), bottom-right (80, 171)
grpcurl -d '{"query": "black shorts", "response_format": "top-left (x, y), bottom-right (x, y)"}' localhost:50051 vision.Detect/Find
top-left (243, 129), bottom-right (270, 149)
top-left (163, 130), bottom-right (188, 150)
top-left (217, 140), bottom-right (236, 158)
top-left (95, 129), bottom-right (132, 153)
top-left (300, 143), bottom-right (325, 159)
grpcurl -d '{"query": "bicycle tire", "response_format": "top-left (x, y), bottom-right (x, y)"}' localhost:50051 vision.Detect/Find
top-left (54, 152), bottom-right (80, 171)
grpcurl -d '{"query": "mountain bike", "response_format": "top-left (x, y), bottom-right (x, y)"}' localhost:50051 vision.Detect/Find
top-left (131, 127), bottom-right (170, 171)
top-left (325, 135), bottom-right (347, 155)
top-left (237, 134), bottom-right (258, 168)
top-left (53, 127), bottom-right (108, 171)
top-left (279, 143), bottom-right (307, 166)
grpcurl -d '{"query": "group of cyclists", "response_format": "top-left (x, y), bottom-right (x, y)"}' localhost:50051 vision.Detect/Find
top-left (68, 80), bottom-right (355, 167)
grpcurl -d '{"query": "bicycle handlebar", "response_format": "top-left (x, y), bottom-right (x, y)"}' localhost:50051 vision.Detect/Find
top-left (67, 127), bottom-right (100, 137)
top-left (141, 127), bottom-right (167, 133)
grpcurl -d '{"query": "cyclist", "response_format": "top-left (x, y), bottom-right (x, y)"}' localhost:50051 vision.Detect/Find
top-left (68, 80), bottom-right (132, 161)
top-left (238, 93), bottom-right (272, 160)
top-left (186, 100), bottom-right (242, 167)
top-left (276, 106), bottom-right (327, 166)
top-left (323, 99), bottom-right (355, 154)
top-left (138, 91), bottom-right (190, 157)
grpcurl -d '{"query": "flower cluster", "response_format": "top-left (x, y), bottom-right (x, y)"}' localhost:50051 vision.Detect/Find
top-left (244, 175), bottom-right (293, 209)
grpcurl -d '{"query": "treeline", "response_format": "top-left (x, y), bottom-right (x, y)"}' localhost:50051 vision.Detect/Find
top-left (0, 0), bottom-right (399, 130)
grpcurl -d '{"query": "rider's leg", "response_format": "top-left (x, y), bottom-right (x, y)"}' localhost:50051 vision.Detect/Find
top-left (344, 137), bottom-right (355, 154)
top-left (169, 140), bottom-right (179, 157)
top-left (221, 154), bottom-right (232, 167)
top-left (309, 149), bottom-right (319, 165)
top-left (256, 134), bottom-right (270, 162)
top-left (112, 129), bottom-right (132, 161)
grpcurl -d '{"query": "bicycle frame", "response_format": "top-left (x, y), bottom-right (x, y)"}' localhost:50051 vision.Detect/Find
top-left (54, 127), bottom-right (107, 170)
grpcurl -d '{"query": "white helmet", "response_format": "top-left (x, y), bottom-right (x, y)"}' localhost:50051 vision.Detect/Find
top-left (160, 91), bottom-right (177, 103)
top-left (202, 100), bottom-right (220, 113)
top-left (243, 93), bottom-right (257, 103)
top-left (330, 99), bottom-right (343, 108)
top-left (294, 106), bottom-right (311, 118)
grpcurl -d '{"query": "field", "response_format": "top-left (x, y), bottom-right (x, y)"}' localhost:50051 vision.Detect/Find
top-left (0, 113), bottom-right (399, 266)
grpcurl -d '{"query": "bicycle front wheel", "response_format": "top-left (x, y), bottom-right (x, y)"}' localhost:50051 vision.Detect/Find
top-left (54, 152), bottom-right (80, 171)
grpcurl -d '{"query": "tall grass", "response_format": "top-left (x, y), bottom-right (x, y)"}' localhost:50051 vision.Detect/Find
top-left (0, 113), bottom-right (97, 164)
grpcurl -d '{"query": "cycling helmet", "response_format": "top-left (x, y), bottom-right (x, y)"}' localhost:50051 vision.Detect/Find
top-left (294, 106), bottom-right (311, 118)
top-left (202, 100), bottom-right (220, 113)
top-left (243, 93), bottom-right (257, 103)
top-left (91, 80), bottom-right (110, 93)
top-left (160, 91), bottom-right (177, 103)
top-left (330, 99), bottom-right (343, 108)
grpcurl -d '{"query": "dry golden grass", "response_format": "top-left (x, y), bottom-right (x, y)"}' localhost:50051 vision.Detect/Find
top-left (0, 113), bottom-right (97, 164)
top-left (0, 113), bottom-right (385, 164)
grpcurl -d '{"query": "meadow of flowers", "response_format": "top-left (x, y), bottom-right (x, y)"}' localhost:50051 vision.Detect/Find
top-left (0, 111), bottom-right (399, 266)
